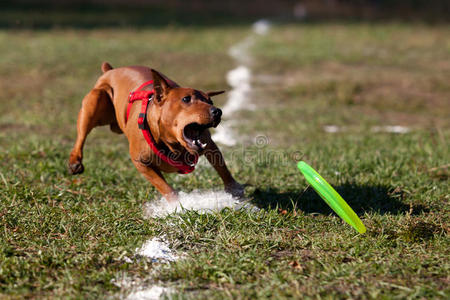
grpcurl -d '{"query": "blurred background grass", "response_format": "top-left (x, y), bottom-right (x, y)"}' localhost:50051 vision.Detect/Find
top-left (0, 0), bottom-right (449, 30)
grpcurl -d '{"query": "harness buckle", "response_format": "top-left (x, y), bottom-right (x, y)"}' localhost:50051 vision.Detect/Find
top-left (138, 113), bottom-right (146, 129)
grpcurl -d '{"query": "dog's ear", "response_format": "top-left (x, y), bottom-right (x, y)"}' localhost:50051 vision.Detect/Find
top-left (207, 90), bottom-right (225, 97)
top-left (151, 69), bottom-right (171, 103)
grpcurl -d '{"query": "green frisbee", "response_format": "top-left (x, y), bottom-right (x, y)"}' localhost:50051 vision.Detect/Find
top-left (297, 161), bottom-right (366, 234)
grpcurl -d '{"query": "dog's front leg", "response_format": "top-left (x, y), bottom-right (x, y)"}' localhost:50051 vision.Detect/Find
top-left (204, 141), bottom-right (244, 198)
top-left (132, 161), bottom-right (178, 202)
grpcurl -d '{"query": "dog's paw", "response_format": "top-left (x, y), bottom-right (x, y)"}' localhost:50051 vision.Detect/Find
top-left (225, 181), bottom-right (245, 199)
top-left (68, 162), bottom-right (84, 175)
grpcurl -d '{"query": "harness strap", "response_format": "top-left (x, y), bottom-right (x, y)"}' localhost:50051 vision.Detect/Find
top-left (125, 80), bottom-right (197, 174)
top-left (126, 80), bottom-right (155, 123)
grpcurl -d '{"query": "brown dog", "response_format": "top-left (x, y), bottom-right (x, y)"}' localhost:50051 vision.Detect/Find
top-left (68, 62), bottom-right (243, 201)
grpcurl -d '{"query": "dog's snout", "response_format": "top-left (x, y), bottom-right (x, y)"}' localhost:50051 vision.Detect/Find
top-left (210, 107), bottom-right (222, 119)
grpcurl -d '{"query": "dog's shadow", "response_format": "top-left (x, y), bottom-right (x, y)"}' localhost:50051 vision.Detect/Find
top-left (249, 183), bottom-right (428, 216)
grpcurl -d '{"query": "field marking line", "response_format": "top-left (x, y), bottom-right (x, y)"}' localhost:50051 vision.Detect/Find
top-left (323, 125), bottom-right (411, 134)
top-left (119, 19), bottom-right (270, 299)
top-left (212, 19), bottom-right (271, 146)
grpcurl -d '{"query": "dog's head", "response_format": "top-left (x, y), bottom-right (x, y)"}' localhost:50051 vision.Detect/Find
top-left (149, 69), bottom-right (224, 154)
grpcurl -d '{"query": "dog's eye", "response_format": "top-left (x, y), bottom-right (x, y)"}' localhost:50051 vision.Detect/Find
top-left (182, 96), bottom-right (191, 103)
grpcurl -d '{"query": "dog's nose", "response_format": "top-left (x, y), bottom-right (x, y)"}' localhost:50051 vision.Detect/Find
top-left (210, 107), bottom-right (222, 119)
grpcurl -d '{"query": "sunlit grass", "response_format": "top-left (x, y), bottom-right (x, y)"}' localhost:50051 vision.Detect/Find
top-left (0, 20), bottom-right (449, 299)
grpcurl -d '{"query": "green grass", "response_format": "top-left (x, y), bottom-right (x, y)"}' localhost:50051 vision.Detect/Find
top-left (0, 20), bottom-right (449, 299)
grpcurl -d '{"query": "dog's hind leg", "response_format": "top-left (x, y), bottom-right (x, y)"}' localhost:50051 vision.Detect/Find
top-left (68, 88), bottom-right (116, 174)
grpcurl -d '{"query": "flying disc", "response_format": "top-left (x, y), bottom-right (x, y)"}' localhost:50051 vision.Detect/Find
top-left (297, 161), bottom-right (366, 234)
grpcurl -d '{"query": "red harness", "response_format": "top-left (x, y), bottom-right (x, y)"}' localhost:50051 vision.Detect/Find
top-left (126, 80), bottom-right (197, 174)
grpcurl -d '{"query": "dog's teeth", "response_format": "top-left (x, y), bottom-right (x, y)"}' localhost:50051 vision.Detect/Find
top-left (201, 142), bottom-right (207, 148)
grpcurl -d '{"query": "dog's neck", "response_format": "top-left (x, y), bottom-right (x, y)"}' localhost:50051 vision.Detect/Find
top-left (146, 102), bottom-right (195, 165)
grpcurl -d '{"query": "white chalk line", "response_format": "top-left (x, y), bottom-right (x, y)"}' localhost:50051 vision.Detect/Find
top-left (135, 237), bottom-right (179, 262)
top-left (124, 237), bottom-right (175, 300)
top-left (371, 125), bottom-right (411, 134)
top-left (126, 286), bottom-right (172, 300)
top-left (144, 190), bottom-right (257, 218)
top-left (112, 237), bottom-right (177, 299)
top-left (116, 191), bottom-right (257, 299)
top-left (212, 19), bottom-right (271, 147)
top-left (112, 274), bottom-right (172, 300)
top-left (323, 125), bottom-right (411, 134)
top-left (117, 20), bottom-right (270, 299)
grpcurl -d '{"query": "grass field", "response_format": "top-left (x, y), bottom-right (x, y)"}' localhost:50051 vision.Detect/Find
top-left (0, 16), bottom-right (449, 299)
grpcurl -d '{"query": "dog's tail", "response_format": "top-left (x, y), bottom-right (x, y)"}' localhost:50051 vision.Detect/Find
top-left (101, 62), bottom-right (113, 73)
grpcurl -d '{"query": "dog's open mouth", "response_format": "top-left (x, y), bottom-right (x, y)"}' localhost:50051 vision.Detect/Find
top-left (183, 122), bottom-right (212, 151)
